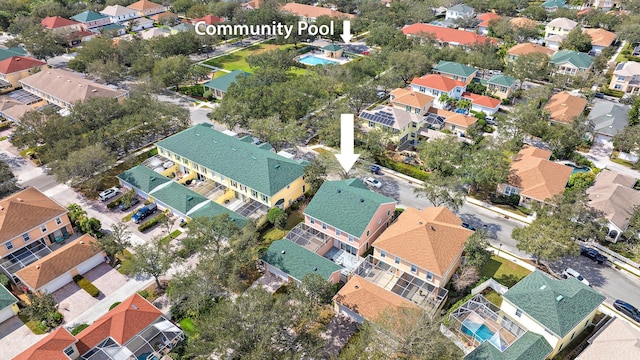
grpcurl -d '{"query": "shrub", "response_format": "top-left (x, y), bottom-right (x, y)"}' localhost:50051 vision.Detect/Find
top-left (106, 199), bottom-right (122, 209)
top-left (0, 122), bottom-right (12, 131)
top-left (376, 157), bottom-right (430, 181)
top-left (109, 302), bottom-right (122, 311)
top-left (501, 98), bottom-right (512, 105)
top-left (138, 290), bottom-right (149, 299)
top-left (71, 323), bottom-right (89, 335)
top-left (74, 275), bottom-right (100, 297)
top-left (137, 213), bottom-right (167, 232)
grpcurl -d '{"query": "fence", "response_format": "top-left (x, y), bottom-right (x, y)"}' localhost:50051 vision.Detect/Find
top-left (471, 278), bottom-right (508, 296)
top-left (589, 242), bottom-right (640, 269)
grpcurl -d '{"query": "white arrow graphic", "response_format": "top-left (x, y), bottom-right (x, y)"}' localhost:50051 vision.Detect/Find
top-left (334, 114), bottom-right (360, 173)
top-left (340, 20), bottom-right (353, 43)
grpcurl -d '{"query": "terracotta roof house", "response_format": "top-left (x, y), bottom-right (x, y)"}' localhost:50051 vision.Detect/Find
top-left (609, 61), bottom-right (640, 96)
top-left (190, 14), bottom-right (225, 25)
top-left (0, 56), bottom-right (47, 91)
top-left (587, 170), bottom-right (640, 242)
top-left (15, 234), bottom-right (104, 294)
top-left (0, 96), bottom-right (32, 123)
top-left (302, 179), bottom-right (396, 257)
top-left (402, 23), bottom-right (495, 48)
top-left (461, 92), bottom-right (501, 115)
top-left (486, 74), bottom-right (517, 99)
top-left (261, 239), bottom-right (342, 284)
top-left (14, 294), bottom-right (184, 360)
top-left (150, 11), bottom-right (178, 24)
top-left (0, 187), bottom-right (73, 276)
top-left (359, 102), bottom-right (427, 146)
top-left (337, 207), bottom-right (470, 322)
top-left (576, 317), bottom-right (640, 360)
top-left (428, 107), bottom-right (478, 136)
top-left (549, 50), bottom-right (593, 76)
top-left (433, 60), bottom-right (477, 84)
top-left (40, 16), bottom-right (82, 33)
top-left (501, 271), bottom-right (605, 358)
top-left (127, 0), bottom-right (166, 17)
top-left (410, 74), bottom-right (467, 108)
top-left (476, 12), bottom-right (500, 35)
top-left (510, 17), bottom-right (539, 29)
top-left (545, 91), bottom-right (587, 123)
top-left (19, 68), bottom-right (128, 109)
top-left (155, 123), bottom-right (308, 213)
top-left (71, 10), bottom-right (110, 30)
top-left (333, 275), bottom-right (418, 323)
top-left (202, 70), bottom-right (249, 99)
top-left (0, 283), bottom-right (18, 324)
top-left (100, 5), bottom-right (138, 23)
top-left (389, 88), bottom-right (434, 113)
top-left (583, 28), bottom-right (616, 54)
top-left (588, 102), bottom-right (630, 145)
top-left (281, 3), bottom-right (354, 22)
top-left (507, 42), bottom-right (555, 62)
top-left (241, 0), bottom-right (265, 10)
top-left (13, 327), bottom-right (77, 360)
top-left (499, 146), bottom-right (572, 206)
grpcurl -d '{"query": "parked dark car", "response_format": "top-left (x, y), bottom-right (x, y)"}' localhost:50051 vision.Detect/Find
top-left (580, 246), bottom-right (607, 264)
top-left (613, 300), bottom-right (640, 322)
top-left (370, 165), bottom-right (381, 174)
top-left (132, 203), bottom-right (157, 224)
top-left (462, 223), bottom-right (476, 231)
top-left (119, 198), bottom-right (140, 211)
top-left (594, 92), bottom-right (605, 99)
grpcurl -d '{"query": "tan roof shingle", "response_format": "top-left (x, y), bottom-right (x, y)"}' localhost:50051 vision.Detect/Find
top-left (508, 42), bottom-right (555, 57)
top-left (281, 3), bottom-right (354, 19)
top-left (390, 88), bottom-right (434, 108)
top-left (373, 207), bottom-right (473, 276)
top-left (15, 235), bottom-right (102, 290)
top-left (508, 146), bottom-right (572, 202)
top-left (583, 28), bottom-right (617, 47)
top-left (587, 170), bottom-right (640, 230)
top-left (545, 91), bottom-right (587, 123)
top-left (576, 317), bottom-right (640, 360)
top-left (0, 187), bottom-right (67, 242)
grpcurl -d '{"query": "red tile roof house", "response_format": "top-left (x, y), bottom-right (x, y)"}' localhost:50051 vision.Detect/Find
top-left (461, 92), bottom-right (502, 115)
top-left (476, 12), bottom-right (501, 35)
top-left (410, 74), bottom-right (467, 109)
top-left (0, 56), bottom-right (47, 91)
top-left (189, 14), bottom-right (225, 25)
top-left (402, 23), bottom-right (497, 48)
top-left (127, 0), bottom-right (166, 18)
top-left (40, 16), bottom-right (83, 34)
top-left (13, 293), bottom-right (184, 360)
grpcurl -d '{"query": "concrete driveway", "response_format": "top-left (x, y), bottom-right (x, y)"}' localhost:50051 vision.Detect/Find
top-left (83, 263), bottom-right (127, 296)
top-left (54, 282), bottom-right (99, 323)
top-left (0, 316), bottom-right (46, 359)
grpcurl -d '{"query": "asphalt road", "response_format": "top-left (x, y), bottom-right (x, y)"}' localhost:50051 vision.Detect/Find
top-left (366, 169), bottom-right (640, 310)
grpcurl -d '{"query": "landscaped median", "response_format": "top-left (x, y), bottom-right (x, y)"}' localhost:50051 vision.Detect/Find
top-left (73, 275), bottom-right (101, 297)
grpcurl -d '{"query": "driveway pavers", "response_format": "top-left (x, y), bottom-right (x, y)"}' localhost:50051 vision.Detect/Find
top-left (54, 282), bottom-right (99, 323)
top-left (83, 263), bottom-right (127, 297)
top-left (0, 316), bottom-right (46, 359)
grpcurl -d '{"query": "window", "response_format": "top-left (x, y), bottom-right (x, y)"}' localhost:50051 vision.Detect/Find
top-left (336, 229), bottom-right (341, 236)
top-left (55, 217), bottom-right (62, 225)
top-left (64, 346), bottom-right (75, 356)
top-left (570, 332), bottom-right (575, 340)
top-left (406, 106), bottom-right (411, 112)
top-left (426, 272), bottom-right (433, 281)
top-left (5, 242), bottom-right (13, 251)
top-left (369, 121), bottom-right (374, 127)
top-left (515, 309), bottom-right (522, 317)
top-left (261, 194), bottom-right (268, 202)
top-left (41, 225), bottom-right (47, 232)
top-left (310, 217), bottom-right (315, 224)
top-left (366, 230), bottom-right (370, 237)
top-left (348, 235), bottom-right (354, 242)
top-left (387, 210), bottom-right (390, 216)
top-left (251, 190), bottom-right (258, 198)
top-left (615, 84), bottom-right (623, 90)
top-left (419, 86), bottom-right (425, 92)
top-left (617, 75), bottom-right (626, 82)
top-left (322, 223), bottom-right (327, 230)
top-left (410, 265), bottom-right (417, 273)
top-left (23, 233), bottom-right (30, 242)
top-left (395, 257), bottom-right (400, 264)
top-left (380, 250), bottom-right (386, 258)
top-left (504, 185), bottom-right (519, 196)
top-left (193, 164), bottom-right (199, 171)
top-left (378, 218), bottom-right (382, 225)
top-left (414, 108), bottom-right (420, 114)
top-left (231, 180), bottom-right (238, 188)
top-left (501, 86), bottom-right (507, 92)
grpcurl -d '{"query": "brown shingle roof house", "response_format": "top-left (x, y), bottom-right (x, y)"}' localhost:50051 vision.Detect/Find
top-left (15, 234), bottom-right (103, 293)
top-left (576, 317), bottom-right (640, 360)
top-left (13, 327), bottom-right (77, 360)
top-left (19, 68), bottom-right (128, 109)
top-left (587, 170), bottom-right (640, 242)
top-left (281, 2), bottom-right (355, 20)
top-left (503, 146), bottom-right (572, 205)
top-left (0, 187), bottom-right (67, 243)
top-left (545, 91), bottom-right (588, 124)
top-left (389, 88), bottom-right (434, 109)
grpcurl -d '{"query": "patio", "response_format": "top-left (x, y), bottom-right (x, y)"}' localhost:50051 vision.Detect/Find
top-left (353, 256), bottom-right (448, 315)
top-left (285, 223), bottom-right (331, 253)
top-left (228, 198), bottom-right (269, 220)
top-left (0, 241), bottom-right (52, 275)
top-left (190, 179), bottom-right (226, 200)
top-left (324, 247), bottom-right (362, 275)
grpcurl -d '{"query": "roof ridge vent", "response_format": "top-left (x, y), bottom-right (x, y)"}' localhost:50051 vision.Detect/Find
top-left (36, 265), bottom-right (40, 269)
top-left (556, 295), bottom-right (564, 302)
top-left (275, 164), bottom-right (280, 169)
top-left (337, 189), bottom-right (341, 193)
top-left (232, 148), bottom-right (236, 151)
top-left (187, 196), bottom-right (193, 201)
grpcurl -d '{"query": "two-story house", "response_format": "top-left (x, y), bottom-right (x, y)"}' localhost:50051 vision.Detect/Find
top-left (402, 23), bottom-right (495, 48)
top-left (0, 56), bottom-right (47, 91)
top-left (70, 11), bottom-right (110, 30)
top-left (583, 28), bottom-right (616, 55)
top-left (486, 74), bottom-right (517, 99)
top-left (0, 187), bottom-right (73, 279)
top-left (334, 206), bottom-right (472, 323)
top-left (549, 50), bottom-right (593, 76)
top-left (0, 97), bottom-right (31, 123)
top-left (155, 123), bottom-right (308, 212)
top-left (411, 74), bottom-right (467, 108)
top-left (545, 91), bottom-right (587, 124)
top-left (476, 12), bottom-right (500, 35)
top-left (445, 4), bottom-right (475, 22)
top-left (433, 61), bottom-right (477, 85)
top-left (0, 283), bottom-right (18, 324)
top-left (609, 61), bottom-right (640, 95)
top-left (40, 16), bottom-right (82, 34)
top-left (497, 146), bottom-right (572, 207)
top-left (544, 17), bottom-right (578, 41)
top-left (14, 293), bottom-right (184, 360)
top-left (100, 5), bottom-right (139, 23)
top-left (280, 2), bottom-right (354, 22)
top-left (127, 0), bottom-right (166, 18)
top-left (506, 43), bottom-right (555, 63)
top-left (592, 0), bottom-right (624, 11)
top-left (542, 0), bottom-right (567, 12)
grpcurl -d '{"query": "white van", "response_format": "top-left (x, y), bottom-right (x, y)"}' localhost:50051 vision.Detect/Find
top-left (562, 268), bottom-right (590, 286)
top-left (99, 188), bottom-right (119, 202)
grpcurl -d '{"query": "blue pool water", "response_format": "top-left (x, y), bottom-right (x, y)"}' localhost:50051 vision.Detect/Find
top-left (137, 353), bottom-right (159, 360)
top-left (462, 319), bottom-right (506, 350)
top-left (299, 55), bottom-right (340, 66)
top-left (568, 164), bottom-right (591, 175)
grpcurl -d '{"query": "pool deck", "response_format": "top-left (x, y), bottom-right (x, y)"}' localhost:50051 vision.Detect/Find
top-left (298, 51), bottom-right (351, 66)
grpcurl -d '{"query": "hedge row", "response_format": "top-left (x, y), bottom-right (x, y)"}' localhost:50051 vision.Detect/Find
top-left (137, 212), bottom-right (167, 232)
top-left (376, 157), bottom-right (430, 181)
top-left (71, 323), bottom-right (89, 335)
top-left (73, 275), bottom-right (100, 297)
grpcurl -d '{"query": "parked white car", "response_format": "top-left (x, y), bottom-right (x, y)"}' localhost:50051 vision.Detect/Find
top-left (562, 268), bottom-right (590, 286)
top-left (363, 177), bottom-right (382, 188)
top-left (99, 188), bottom-right (119, 202)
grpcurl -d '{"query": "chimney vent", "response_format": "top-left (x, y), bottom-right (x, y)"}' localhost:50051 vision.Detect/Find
top-left (132, 304), bottom-right (138, 310)
top-left (430, 226), bottom-right (435, 231)
top-left (16, 198), bottom-right (22, 202)
top-left (79, 240), bottom-right (84, 244)
top-left (360, 199), bottom-right (364, 203)
top-left (36, 265), bottom-right (40, 269)
top-left (281, 250), bottom-right (286, 254)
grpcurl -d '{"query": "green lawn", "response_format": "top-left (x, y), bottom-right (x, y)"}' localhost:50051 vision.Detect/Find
top-left (616, 42), bottom-right (632, 63)
top-left (285, 211), bottom-right (304, 230)
top-left (18, 313), bottom-right (46, 335)
top-left (484, 289), bottom-right (503, 307)
top-left (314, 147), bottom-right (335, 156)
top-left (480, 256), bottom-right (531, 287)
top-left (202, 43), bottom-right (308, 75)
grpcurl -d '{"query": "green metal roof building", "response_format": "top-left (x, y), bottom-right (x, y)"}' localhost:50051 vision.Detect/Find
top-left (322, 44), bottom-right (343, 52)
top-left (550, 50), bottom-right (593, 70)
top-left (0, 47), bottom-right (27, 62)
top-left (118, 165), bottom-right (171, 194)
top-left (71, 11), bottom-right (108, 22)
top-left (433, 60), bottom-right (477, 80)
top-left (487, 74), bottom-right (516, 87)
top-left (466, 331), bottom-right (552, 360)
top-left (304, 179), bottom-right (396, 238)
top-left (261, 239), bottom-right (342, 282)
top-left (0, 284), bottom-right (18, 323)
top-left (203, 70), bottom-right (250, 99)
top-left (156, 124), bottom-right (308, 203)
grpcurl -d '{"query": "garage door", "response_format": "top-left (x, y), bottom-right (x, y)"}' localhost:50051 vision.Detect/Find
top-left (42, 273), bottom-right (73, 294)
top-left (266, 264), bottom-right (289, 281)
top-left (77, 253), bottom-right (105, 275)
top-left (594, 134), bottom-right (612, 145)
top-left (0, 307), bottom-right (16, 324)
top-left (336, 303), bottom-right (364, 324)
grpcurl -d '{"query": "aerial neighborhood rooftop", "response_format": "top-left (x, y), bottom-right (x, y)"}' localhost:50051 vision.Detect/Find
top-left (1, 0), bottom-right (640, 359)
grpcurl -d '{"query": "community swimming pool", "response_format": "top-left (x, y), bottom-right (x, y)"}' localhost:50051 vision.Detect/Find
top-left (462, 319), bottom-right (506, 350)
top-left (298, 55), bottom-right (340, 66)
